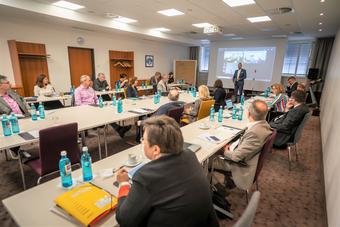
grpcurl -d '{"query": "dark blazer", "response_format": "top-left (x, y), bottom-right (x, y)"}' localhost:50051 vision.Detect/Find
top-left (269, 103), bottom-right (309, 146)
top-left (93, 78), bottom-right (109, 91)
top-left (116, 150), bottom-right (219, 227)
top-left (153, 101), bottom-right (185, 116)
top-left (213, 88), bottom-right (226, 111)
top-left (150, 76), bottom-right (160, 93)
top-left (126, 85), bottom-right (138, 98)
top-left (286, 82), bottom-right (298, 97)
top-left (0, 90), bottom-right (30, 116)
top-left (233, 69), bottom-right (247, 83)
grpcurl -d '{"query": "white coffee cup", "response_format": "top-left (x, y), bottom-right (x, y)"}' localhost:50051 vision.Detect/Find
top-left (128, 154), bottom-right (137, 164)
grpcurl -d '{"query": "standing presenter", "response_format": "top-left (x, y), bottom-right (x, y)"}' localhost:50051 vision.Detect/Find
top-left (233, 62), bottom-right (247, 103)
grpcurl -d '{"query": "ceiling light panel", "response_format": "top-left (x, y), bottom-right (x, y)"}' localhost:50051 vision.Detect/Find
top-left (113, 16), bottom-right (137, 24)
top-left (222, 0), bottom-right (256, 7)
top-left (52, 1), bottom-right (84, 10)
top-left (157, 9), bottom-right (184, 16)
top-left (152, 27), bottom-right (171, 32)
top-left (247, 16), bottom-right (271, 23)
top-left (192, 23), bottom-right (213, 28)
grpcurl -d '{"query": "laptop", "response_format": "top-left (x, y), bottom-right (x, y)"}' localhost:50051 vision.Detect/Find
top-left (225, 99), bottom-right (233, 110)
top-left (183, 142), bottom-right (201, 153)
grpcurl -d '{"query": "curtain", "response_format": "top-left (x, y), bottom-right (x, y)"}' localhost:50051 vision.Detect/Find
top-left (189, 46), bottom-right (200, 86)
top-left (311, 37), bottom-right (335, 92)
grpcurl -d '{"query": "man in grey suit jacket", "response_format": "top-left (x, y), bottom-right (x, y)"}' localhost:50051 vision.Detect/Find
top-left (153, 89), bottom-right (184, 116)
top-left (233, 62), bottom-right (247, 103)
top-left (213, 99), bottom-right (272, 190)
top-left (0, 75), bottom-right (30, 117)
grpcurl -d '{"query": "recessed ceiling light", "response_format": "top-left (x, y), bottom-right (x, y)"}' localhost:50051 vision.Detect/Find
top-left (320, 0), bottom-right (325, 2)
top-left (222, 0), bottom-right (255, 7)
top-left (157, 9), bottom-right (184, 16)
top-left (52, 1), bottom-right (84, 10)
top-left (200, 39), bottom-right (210, 43)
top-left (224, 33), bottom-right (236, 36)
top-left (152, 27), bottom-right (171, 32)
top-left (247, 16), bottom-right (271, 23)
top-left (113, 16), bottom-right (137, 24)
top-left (192, 23), bottom-right (213, 28)
top-left (320, 13), bottom-right (324, 16)
top-left (231, 37), bottom-right (244, 40)
top-left (319, 29), bottom-right (323, 32)
top-left (319, 22), bottom-right (323, 25)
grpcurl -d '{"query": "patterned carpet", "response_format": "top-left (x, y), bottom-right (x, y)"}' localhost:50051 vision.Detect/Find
top-left (0, 117), bottom-right (327, 227)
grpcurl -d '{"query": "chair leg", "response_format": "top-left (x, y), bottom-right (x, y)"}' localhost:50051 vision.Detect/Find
top-left (97, 128), bottom-right (102, 160)
top-left (245, 190), bottom-right (249, 204)
top-left (295, 144), bottom-right (298, 161)
top-left (104, 125), bottom-right (108, 158)
top-left (18, 150), bottom-right (27, 190)
top-left (37, 176), bottom-right (42, 185)
top-left (288, 146), bottom-right (292, 171)
top-left (255, 181), bottom-right (259, 191)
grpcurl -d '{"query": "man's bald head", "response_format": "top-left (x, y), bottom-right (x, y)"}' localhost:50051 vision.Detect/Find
top-left (248, 100), bottom-right (268, 121)
top-left (168, 89), bottom-right (179, 101)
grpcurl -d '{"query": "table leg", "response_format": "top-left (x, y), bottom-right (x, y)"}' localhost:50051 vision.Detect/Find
top-left (104, 125), bottom-right (108, 157)
top-left (97, 128), bottom-right (102, 160)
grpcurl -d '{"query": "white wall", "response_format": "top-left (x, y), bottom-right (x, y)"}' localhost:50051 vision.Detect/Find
top-left (0, 17), bottom-right (188, 92)
top-left (320, 28), bottom-right (340, 227)
top-left (207, 39), bottom-right (287, 91)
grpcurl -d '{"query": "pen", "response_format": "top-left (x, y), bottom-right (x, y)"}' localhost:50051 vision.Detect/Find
top-left (112, 165), bottom-right (125, 174)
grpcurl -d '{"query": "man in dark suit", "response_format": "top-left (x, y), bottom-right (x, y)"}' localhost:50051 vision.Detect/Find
top-left (115, 116), bottom-right (219, 227)
top-left (286, 76), bottom-right (298, 97)
top-left (270, 90), bottom-right (309, 147)
top-left (233, 62), bottom-right (246, 103)
top-left (150, 72), bottom-right (161, 93)
top-left (153, 89), bottom-right (184, 116)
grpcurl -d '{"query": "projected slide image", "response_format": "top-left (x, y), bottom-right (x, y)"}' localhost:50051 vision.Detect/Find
top-left (217, 47), bottom-right (276, 82)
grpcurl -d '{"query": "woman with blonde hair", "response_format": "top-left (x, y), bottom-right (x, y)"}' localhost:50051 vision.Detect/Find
top-left (185, 85), bottom-right (211, 121)
top-left (270, 83), bottom-right (288, 112)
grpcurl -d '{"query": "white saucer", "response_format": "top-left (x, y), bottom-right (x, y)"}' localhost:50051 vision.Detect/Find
top-left (199, 124), bottom-right (210, 130)
top-left (125, 159), bottom-right (143, 167)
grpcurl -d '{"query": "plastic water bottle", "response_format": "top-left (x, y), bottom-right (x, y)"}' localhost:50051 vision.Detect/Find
top-left (141, 82), bottom-right (145, 89)
top-left (192, 87), bottom-right (197, 97)
top-left (232, 105), bottom-right (237, 120)
top-left (218, 106), bottom-right (223, 122)
top-left (59, 151), bottom-right (73, 188)
top-left (70, 85), bottom-right (75, 95)
top-left (117, 98), bottom-right (123, 113)
top-left (153, 93), bottom-right (158, 104)
top-left (98, 96), bottom-right (104, 108)
top-left (112, 96), bottom-right (117, 106)
top-left (240, 95), bottom-right (245, 105)
top-left (1, 115), bottom-right (12, 136)
top-left (9, 113), bottom-right (20, 133)
top-left (38, 102), bottom-right (45, 119)
top-left (238, 106), bottom-right (244, 121)
top-left (30, 105), bottom-right (37, 121)
top-left (81, 146), bottom-right (93, 182)
top-left (209, 105), bottom-right (215, 122)
top-left (115, 83), bottom-right (119, 91)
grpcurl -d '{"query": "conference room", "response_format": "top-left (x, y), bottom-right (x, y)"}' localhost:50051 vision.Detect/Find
top-left (1, 0), bottom-right (340, 226)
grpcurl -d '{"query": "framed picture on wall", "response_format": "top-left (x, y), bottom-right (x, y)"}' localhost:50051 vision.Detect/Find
top-left (145, 55), bottom-right (154, 67)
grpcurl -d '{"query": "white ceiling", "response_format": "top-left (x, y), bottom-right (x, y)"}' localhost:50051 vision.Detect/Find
top-left (0, 0), bottom-right (339, 44)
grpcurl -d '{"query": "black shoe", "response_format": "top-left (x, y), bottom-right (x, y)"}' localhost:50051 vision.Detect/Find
top-left (224, 175), bottom-right (236, 189)
top-left (118, 125), bottom-right (132, 138)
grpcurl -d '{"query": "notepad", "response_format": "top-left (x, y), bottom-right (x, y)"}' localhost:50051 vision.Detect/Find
top-left (54, 183), bottom-right (117, 226)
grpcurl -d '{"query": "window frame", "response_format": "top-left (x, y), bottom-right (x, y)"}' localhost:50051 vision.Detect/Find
top-left (199, 45), bottom-right (210, 72)
top-left (282, 41), bottom-right (315, 78)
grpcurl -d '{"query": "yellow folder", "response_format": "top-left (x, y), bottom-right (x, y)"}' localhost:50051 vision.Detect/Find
top-left (54, 182), bottom-right (117, 226)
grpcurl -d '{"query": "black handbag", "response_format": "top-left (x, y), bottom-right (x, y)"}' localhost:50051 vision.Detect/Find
top-left (211, 183), bottom-right (232, 219)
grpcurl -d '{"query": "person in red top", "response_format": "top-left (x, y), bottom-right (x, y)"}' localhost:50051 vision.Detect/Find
top-left (115, 115), bottom-right (219, 227)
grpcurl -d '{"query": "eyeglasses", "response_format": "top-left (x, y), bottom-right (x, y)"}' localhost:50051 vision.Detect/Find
top-left (0, 81), bottom-right (10, 85)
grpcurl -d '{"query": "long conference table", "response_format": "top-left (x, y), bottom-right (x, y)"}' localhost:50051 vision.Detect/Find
top-left (2, 95), bottom-right (259, 227)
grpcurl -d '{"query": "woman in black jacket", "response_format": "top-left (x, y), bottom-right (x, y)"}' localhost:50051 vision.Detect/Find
top-left (213, 79), bottom-right (226, 112)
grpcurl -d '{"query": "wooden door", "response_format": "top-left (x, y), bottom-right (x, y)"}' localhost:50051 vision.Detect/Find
top-left (19, 56), bottom-right (49, 97)
top-left (68, 47), bottom-right (95, 88)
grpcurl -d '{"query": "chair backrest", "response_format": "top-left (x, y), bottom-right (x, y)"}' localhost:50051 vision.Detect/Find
top-left (167, 106), bottom-right (184, 125)
top-left (233, 191), bottom-right (261, 227)
top-left (253, 129), bottom-right (277, 183)
top-left (39, 123), bottom-right (80, 176)
top-left (292, 111), bottom-right (312, 144)
top-left (197, 99), bottom-right (215, 120)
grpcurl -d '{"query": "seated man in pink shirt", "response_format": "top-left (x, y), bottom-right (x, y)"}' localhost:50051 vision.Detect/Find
top-left (74, 75), bottom-right (98, 106)
top-left (0, 75), bottom-right (30, 117)
top-left (74, 75), bottom-right (131, 138)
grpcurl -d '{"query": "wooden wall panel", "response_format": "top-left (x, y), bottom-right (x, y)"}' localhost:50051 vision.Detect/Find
top-left (109, 50), bottom-right (134, 87)
top-left (16, 41), bottom-right (46, 55)
top-left (68, 47), bottom-right (95, 88)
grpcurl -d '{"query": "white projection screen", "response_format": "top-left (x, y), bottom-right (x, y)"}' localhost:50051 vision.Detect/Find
top-left (216, 47), bottom-right (276, 82)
